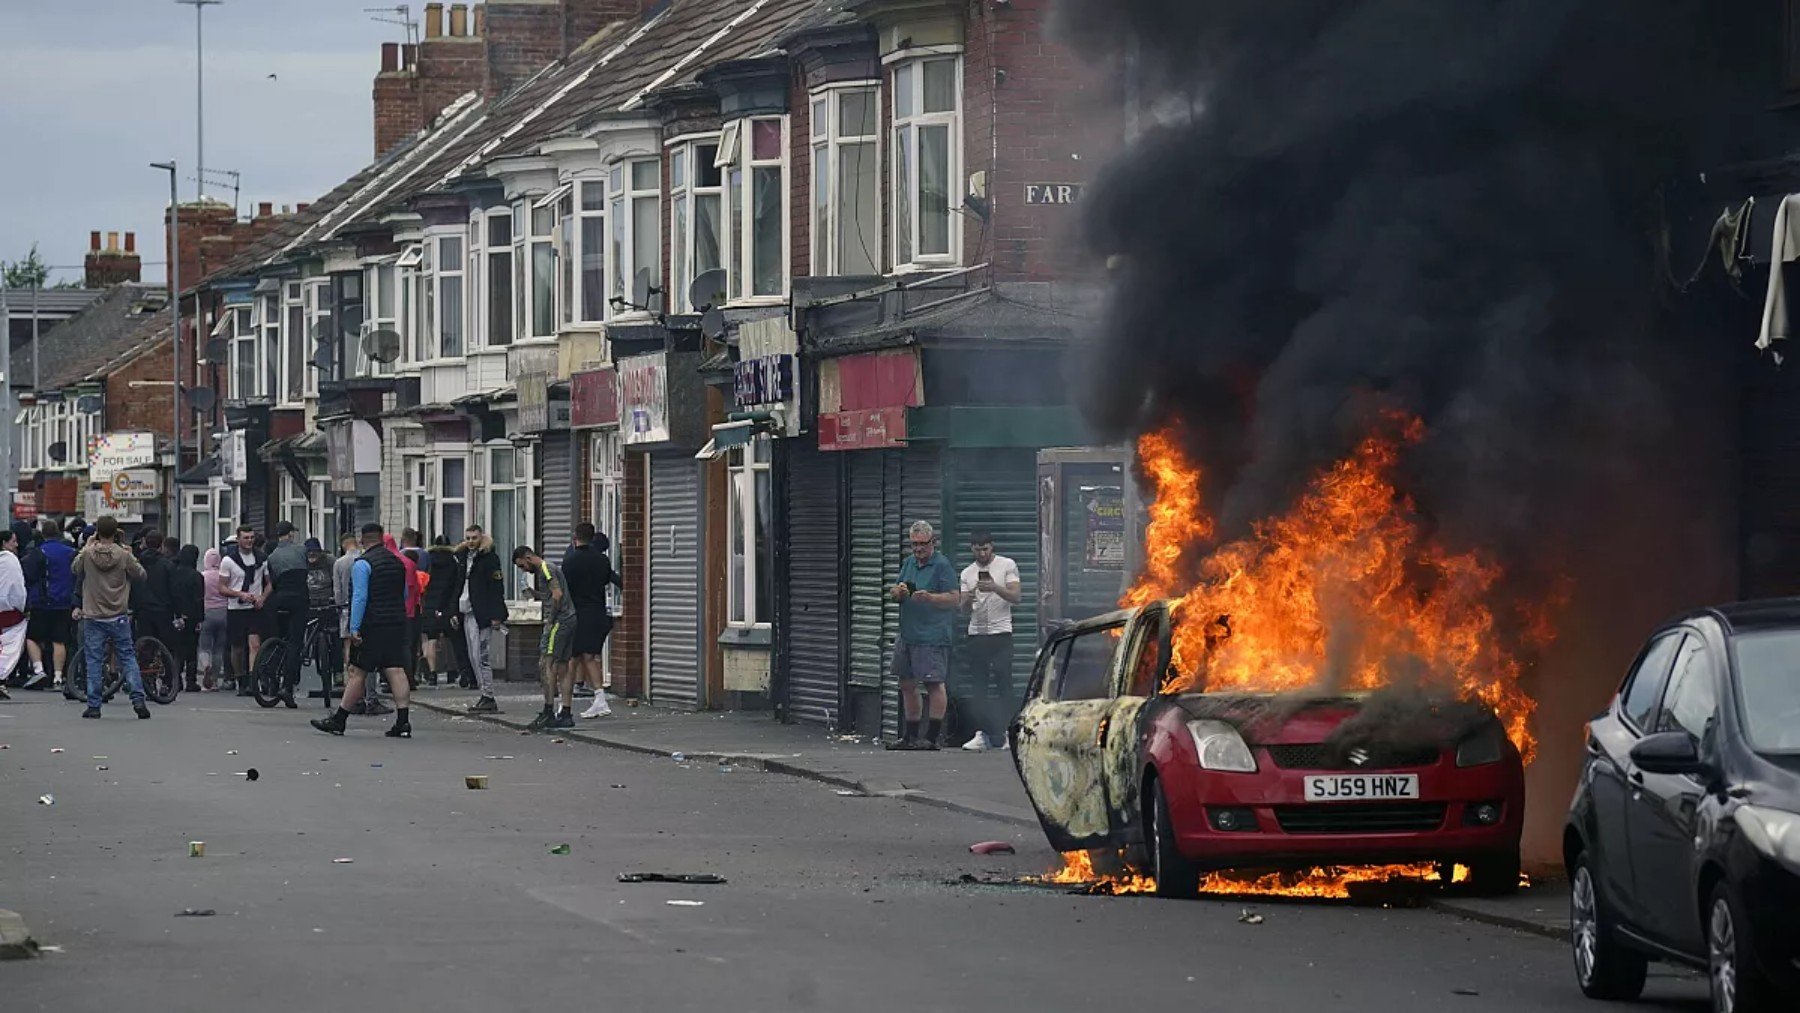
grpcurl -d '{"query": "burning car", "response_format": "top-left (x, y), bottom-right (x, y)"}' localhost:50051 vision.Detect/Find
top-left (1010, 598), bottom-right (1525, 898)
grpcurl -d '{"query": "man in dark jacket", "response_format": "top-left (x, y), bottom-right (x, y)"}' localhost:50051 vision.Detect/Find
top-left (455, 525), bottom-right (507, 712)
top-left (132, 533), bottom-right (177, 658)
top-left (312, 523), bottom-right (413, 738)
top-left (421, 535), bottom-right (463, 686)
top-left (22, 518), bottom-right (76, 689)
top-left (169, 544), bottom-right (205, 692)
top-left (562, 523), bottom-right (624, 719)
top-left (263, 521), bottom-right (310, 708)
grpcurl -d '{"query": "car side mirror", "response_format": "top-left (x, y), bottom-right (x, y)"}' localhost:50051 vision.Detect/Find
top-left (1630, 731), bottom-right (1707, 776)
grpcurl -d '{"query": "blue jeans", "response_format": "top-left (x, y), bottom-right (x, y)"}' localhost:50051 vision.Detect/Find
top-left (85, 616), bottom-right (145, 708)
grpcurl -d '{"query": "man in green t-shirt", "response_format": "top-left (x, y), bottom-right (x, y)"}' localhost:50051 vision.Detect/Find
top-left (886, 520), bottom-right (961, 750)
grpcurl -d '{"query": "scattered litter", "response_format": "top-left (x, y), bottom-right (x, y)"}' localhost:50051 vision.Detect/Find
top-left (968, 841), bottom-right (1016, 856)
top-left (226, 750), bottom-right (239, 756)
top-left (243, 769), bottom-right (259, 782)
top-left (718, 765), bottom-right (733, 773)
top-left (484, 755), bottom-right (514, 760)
top-left (37, 794), bottom-right (53, 806)
top-left (1451, 989), bottom-right (1480, 998)
top-left (49, 748), bottom-right (63, 754)
top-left (189, 842), bottom-right (205, 858)
top-left (548, 844), bottom-right (571, 855)
top-left (834, 790), bottom-right (864, 797)
top-left (174, 908), bottom-right (216, 917)
top-left (665, 900), bottom-right (705, 907)
top-left (312, 928), bottom-right (324, 934)
top-left (609, 784), bottom-right (627, 789)
top-left (37, 945), bottom-right (64, 954)
top-left (95, 765), bottom-right (109, 772)
top-left (0, 744), bottom-right (8, 749)
top-left (1237, 909), bottom-right (1264, 925)
top-left (670, 752), bottom-right (686, 762)
top-left (464, 775), bottom-right (489, 790)
top-left (332, 858), bottom-right (354, 864)
top-left (831, 734), bottom-right (861, 743)
top-left (91, 755), bottom-right (106, 760)
top-left (549, 738), bottom-right (566, 744)
top-left (370, 763), bottom-right (382, 768)
top-left (618, 873), bottom-right (727, 885)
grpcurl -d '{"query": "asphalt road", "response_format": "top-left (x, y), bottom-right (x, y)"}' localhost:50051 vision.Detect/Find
top-left (0, 693), bottom-right (1709, 1013)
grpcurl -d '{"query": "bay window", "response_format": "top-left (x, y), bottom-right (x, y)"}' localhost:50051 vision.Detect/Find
top-left (395, 244), bottom-right (423, 366)
top-left (261, 292), bottom-right (281, 397)
top-left (359, 260), bottom-right (398, 377)
top-left (891, 55), bottom-right (962, 268)
top-left (424, 230), bottom-right (465, 360)
top-left (720, 116), bottom-right (789, 301)
top-left (556, 189), bottom-right (575, 327)
top-left (405, 453), bottom-right (469, 542)
top-left (577, 179), bottom-right (607, 323)
top-left (726, 436), bottom-right (773, 628)
top-left (303, 278), bottom-right (328, 395)
top-left (309, 463), bottom-right (337, 544)
top-left (528, 202), bottom-right (556, 338)
top-left (481, 443), bottom-right (535, 600)
top-left (811, 85), bottom-right (881, 276)
top-left (227, 305), bottom-right (262, 398)
top-left (282, 281), bottom-right (305, 403)
top-left (609, 159), bottom-right (662, 315)
top-left (669, 137), bottom-right (724, 311)
top-left (476, 208), bottom-right (514, 349)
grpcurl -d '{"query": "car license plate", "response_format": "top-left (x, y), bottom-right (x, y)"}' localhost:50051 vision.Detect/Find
top-left (1302, 774), bottom-right (1420, 802)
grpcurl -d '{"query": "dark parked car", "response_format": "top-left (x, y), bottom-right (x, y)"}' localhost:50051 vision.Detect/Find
top-left (1012, 600), bottom-right (1526, 898)
top-left (1565, 601), bottom-right (1800, 1013)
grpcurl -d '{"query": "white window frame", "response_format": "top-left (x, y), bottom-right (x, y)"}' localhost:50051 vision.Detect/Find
top-left (302, 278), bottom-right (328, 397)
top-left (606, 158), bottom-right (662, 319)
top-left (722, 115), bottom-right (791, 304)
top-left (183, 488), bottom-right (215, 551)
top-left (521, 200), bottom-right (557, 341)
top-left (421, 228), bottom-right (465, 362)
top-left (212, 484), bottom-right (236, 548)
top-left (277, 283), bottom-right (305, 406)
top-left (473, 207), bottom-right (514, 350)
top-left (725, 435), bottom-right (773, 629)
top-left (308, 460), bottom-right (337, 546)
top-left (405, 449), bottom-right (471, 542)
top-left (280, 472), bottom-right (309, 537)
top-left (811, 83), bottom-right (882, 277)
top-left (227, 304), bottom-right (264, 397)
top-left (395, 244), bottom-right (423, 368)
top-left (889, 53), bottom-right (964, 270)
top-left (359, 260), bottom-right (399, 377)
top-left (571, 178), bottom-right (608, 325)
top-left (479, 441), bottom-right (536, 601)
top-left (552, 187), bottom-right (576, 328)
top-left (668, 134), bottom-right (724, 313)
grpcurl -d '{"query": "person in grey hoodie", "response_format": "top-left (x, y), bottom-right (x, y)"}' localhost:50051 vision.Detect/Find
top-left (72, 516), bottom-right (149, 718)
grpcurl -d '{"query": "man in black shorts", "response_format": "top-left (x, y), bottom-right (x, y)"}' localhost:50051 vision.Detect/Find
top-left (312, 523), bottom-right (413, 738)
top-left (561, 523), bottom-right (623, 719)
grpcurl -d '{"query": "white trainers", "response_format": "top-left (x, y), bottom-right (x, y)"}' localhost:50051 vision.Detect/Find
top-left (962, 731), bottom-right (992, 752)
top-left (580, 698), bottom-right (613, 719)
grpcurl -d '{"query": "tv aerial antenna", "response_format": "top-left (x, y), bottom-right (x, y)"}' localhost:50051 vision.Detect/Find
top-left (365, 5), bottom-right (419, 47)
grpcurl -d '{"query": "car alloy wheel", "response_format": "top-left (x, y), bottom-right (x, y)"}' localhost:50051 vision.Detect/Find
top-left (1711, 894), bottom-right (1738, 1013)
top-left (1571, 866), bottom-right (1600, 987)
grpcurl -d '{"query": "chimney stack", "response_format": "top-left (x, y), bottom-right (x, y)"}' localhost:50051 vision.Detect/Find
top-left (259, 201), bottom-right (274, 218)
top-left (424, 2), bottom-right (444, 37)
top-left (381, 41), bottom-right (400, 73)
top-left (450, 3), bottom-right (468, 36)
top-left (85, 227), bottom-right (144, 288)
top-left (474, 4), bottom-right (486, 36)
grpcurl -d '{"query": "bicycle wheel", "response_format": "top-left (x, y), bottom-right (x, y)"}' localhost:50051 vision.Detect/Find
top-left (251, 639), bottom-right (289, 708)
top-left (64, 649), bottom-right (87, 701)
top-left (138, 638), bottom-right (180, 705)
top-left (101, 658), bottom-right (122, 703)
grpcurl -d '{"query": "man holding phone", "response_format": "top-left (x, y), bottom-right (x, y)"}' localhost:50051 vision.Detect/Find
top-left (958, 531), bottom-right (1022, 751)
top-left (885, 520), bottom-right (961, 750)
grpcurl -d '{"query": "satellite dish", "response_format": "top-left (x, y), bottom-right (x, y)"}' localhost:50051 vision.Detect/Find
top-left (363, 328), bottom-right (402, 365)
top-left (700, 306), bottom-right (727, 340)
top-left (338, 304), bottom-right (364, 340)
top-left (203, 338), bottom-right (229, 363)
top-left (187, 387), bottom-right (217, 413)
top-left (311, 344), bottom-right (336, 372)
top-left (47, 441), bottom-right (67, 464)
top-left (688, 268), bottom-right (727, 312)
top-left (76, 395), bottom-right (103, 414)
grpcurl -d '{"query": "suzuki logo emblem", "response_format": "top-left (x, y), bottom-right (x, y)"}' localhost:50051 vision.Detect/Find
top-left (1348, 748), bottom-right (1371, 767)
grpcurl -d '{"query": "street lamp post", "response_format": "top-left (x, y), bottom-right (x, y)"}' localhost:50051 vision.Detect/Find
top-left (175, 0), bottom-right (222, 203)
top-left (152, 162), bottom-right (182, 539)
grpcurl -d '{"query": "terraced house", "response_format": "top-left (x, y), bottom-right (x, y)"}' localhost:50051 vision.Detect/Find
top-left (177, 0), bottom-right (1112, 732)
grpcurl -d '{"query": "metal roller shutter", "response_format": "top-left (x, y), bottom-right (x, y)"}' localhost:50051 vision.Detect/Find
top-left (845, 450), bottom-right (891, 707)
top-left (648, 453), bottom-right (702, 710)
top-left (943, 448), bottom-right (1040, 730)
top-left (539, 431), bottom-right (575, 555)
top-left (782, 444), bottom-right (844, 726)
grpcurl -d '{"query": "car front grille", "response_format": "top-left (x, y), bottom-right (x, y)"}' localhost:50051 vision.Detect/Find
top-left (1265, 743), bottom-right (1441, 770)
top-left (1275, 803), bottom-right (1448, 834)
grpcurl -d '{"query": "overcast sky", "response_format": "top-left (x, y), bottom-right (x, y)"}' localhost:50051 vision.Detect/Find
top-left (0, 0), bottom-right (397, 285)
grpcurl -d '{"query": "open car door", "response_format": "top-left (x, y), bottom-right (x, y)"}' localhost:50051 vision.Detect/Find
top-left (1012, 616), bottom-right (1131, 852)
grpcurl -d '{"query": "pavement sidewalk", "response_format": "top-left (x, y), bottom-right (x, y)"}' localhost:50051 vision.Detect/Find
top-left (1432, 876), bottom-right (1570, 940)
top-left (406, 685), bottom-right (1040, 828)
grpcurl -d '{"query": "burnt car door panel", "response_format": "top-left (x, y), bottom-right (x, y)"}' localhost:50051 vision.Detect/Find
top-left (1014, 621), bottom-right (1128, 850)
top-left (1590, 631), bottom-right (1680, 925)
top-left (1100, 604), bottom-right (1170, 845)
top-left (1627, 631), bottom-right (1720, 952)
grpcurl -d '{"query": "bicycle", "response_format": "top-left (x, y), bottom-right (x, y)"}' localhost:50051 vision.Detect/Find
top-left (250, 607), bottom-right (343, 710)
top-left (62, 619), bottom-right (180, 706)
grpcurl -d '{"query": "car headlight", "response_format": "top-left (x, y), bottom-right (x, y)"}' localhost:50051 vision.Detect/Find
top-left (1187, 719), bottom-right (1257, 773)
top-left (1455, 724), bottom-right (1506, 767)
top-left (1736, 805), bottom-right (1800, 876)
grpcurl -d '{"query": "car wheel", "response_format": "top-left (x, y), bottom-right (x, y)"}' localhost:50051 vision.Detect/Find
top-left (1466, 849), bottom-right (1522, 897)
top-left (1569, 855), bottom-right (1647, 1001)
top-left (1149, 780), bottom-right (1200, 899)
top-left (1709, 882), bottom-right (1774, 1013)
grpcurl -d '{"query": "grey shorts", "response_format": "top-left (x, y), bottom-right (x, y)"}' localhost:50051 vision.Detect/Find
top-left (541, 617), bottom-right (575, 663)
top-left (891, 641), bottom-right (949, 684)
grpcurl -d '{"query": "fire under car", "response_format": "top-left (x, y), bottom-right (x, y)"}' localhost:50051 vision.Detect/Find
top-left (1010, 599), bottom-right (1526, 898)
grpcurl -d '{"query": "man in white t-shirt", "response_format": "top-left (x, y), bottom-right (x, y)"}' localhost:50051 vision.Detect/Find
top-left (217, 526), bottom-right (268, 695)
top-left (958, 530), bottom-right (1021, 751)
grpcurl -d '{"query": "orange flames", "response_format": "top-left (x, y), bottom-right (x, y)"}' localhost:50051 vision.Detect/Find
top-left (1044, 851), bottom-right (1484, 898)
top-left (1124, 417), bottom-right (1548, 762)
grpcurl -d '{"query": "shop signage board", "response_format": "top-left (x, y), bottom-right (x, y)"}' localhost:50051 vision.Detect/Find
top-left (110, 468), bottom-right (161, 501)
top-left (89, 432), bottom-right (155, 483)
top-left (620, 353), bottom-right (670, 446)
top-left (571, 367), bottom-right (620, 429)
top-left (817, 348), bottom-right (922, 452)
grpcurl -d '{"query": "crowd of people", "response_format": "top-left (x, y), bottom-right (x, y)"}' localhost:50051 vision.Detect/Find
top-left (0, 514), bottom-right (626, 740)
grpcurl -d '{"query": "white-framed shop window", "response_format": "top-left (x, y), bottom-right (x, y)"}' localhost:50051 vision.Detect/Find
top-left (183, 488), bottom-right (214, 551)
top-left (359, 259), bottom-right (399, 377)
top-left (890, 54), bottom-right (962, 268)
top-left (668, 136), bottom-right (724, 312)
top-left (213, 484), bottom-right (236, 548)
top-left (720, 116), bottom-right (789, 302)
top-left (726, 435), bottom-right (773, 628)
top-left (811, 84), bottom-right (881, 276)
top-left (588, 430), bottom-right (623, 560)
top-left (281, 281), bottom-right (305, 404)
top-left (303, 278), bottom-right (328, 396)
top-left (608, 158), bottom-right (661, 317)
top-left (475, 207), bottom-right (514, 349)
top-left (480, 441), bottom-right (536, 600)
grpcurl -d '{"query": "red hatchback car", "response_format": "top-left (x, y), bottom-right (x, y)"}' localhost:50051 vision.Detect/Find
top-left (1010, 600), bottom-right (1526, 897)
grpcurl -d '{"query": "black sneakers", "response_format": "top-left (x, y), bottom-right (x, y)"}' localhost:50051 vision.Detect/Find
top-left (134, 702), bottom-right (151, 719)
top-left (468, 696), bottom-right (499, 714)
top-left (311, 713), bottom-right (346, 736)
top-left (384, 721), bottom-right (411, 739)
top-left (552, 711), bottom-right (575, 730)
top-left (81, 706), bottom-right (100, 719)
top-left (526, 707), bottom-right (555, 732)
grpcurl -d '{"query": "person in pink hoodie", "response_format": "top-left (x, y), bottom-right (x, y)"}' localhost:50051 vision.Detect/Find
top-left (199, 547), bottom-right (230, 690)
